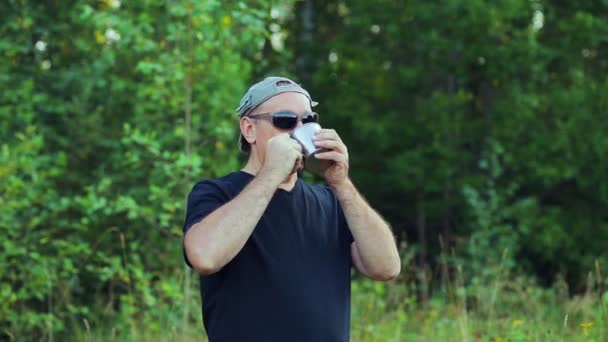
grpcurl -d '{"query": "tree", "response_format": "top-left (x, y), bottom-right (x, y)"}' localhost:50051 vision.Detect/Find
top-left (0, 0), bottom-right (271, 338)
top-left (275, 0), bottom-right (608, 290)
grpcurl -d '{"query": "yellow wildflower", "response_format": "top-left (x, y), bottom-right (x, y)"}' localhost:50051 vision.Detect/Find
top-left (221, 16), bottom-right (232, 29)
top-left (94, 30), bottom-right (106, 44)
top-left (580, 321), bottom-right (593, 337)
top-left (512, 319), bottom-right (524, 328)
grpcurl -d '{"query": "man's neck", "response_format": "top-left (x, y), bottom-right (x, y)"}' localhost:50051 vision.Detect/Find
top-left (241, 155), bottom-right (297, 191)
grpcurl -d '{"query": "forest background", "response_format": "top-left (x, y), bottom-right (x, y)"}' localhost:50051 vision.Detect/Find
top-left (1, 0), bottom-right (608, 341)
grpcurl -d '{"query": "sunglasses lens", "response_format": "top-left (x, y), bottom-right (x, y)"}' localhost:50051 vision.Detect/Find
top-left (272, 111), bottom-right (299, 129)
top-left (301, 112), bottom-right (319, 124)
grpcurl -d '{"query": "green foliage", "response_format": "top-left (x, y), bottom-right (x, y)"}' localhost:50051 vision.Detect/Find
top-left (349, 269), bottom-right (606, 341)
top-left (2, 0), bottom-right (608, 340)
top-left (0, 123), bottom-right (72, 337)
top-left (1, 0), bottom-right (270, 339)
top-left (278, 0), bottom-right (608, 288)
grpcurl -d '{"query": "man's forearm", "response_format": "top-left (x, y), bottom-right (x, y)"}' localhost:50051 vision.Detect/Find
top-left (333, 179), bottom-right (401, 279)
top-left (184, 172), bottom-right (279, 275)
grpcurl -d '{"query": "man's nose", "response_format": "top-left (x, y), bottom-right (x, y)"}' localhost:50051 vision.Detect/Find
top-left (294, 119), bottom-right (304, 130)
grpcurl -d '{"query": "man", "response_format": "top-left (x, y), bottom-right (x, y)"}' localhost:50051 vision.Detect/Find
top-left (183, 76), bottom-right (400, 341)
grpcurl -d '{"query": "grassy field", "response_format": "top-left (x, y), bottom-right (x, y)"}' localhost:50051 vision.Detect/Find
top-left (350, 278), bottom-right (606, 341)
top-left (72, 272), bottom-right (607, 342)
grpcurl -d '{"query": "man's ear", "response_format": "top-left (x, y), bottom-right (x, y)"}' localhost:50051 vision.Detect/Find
top-left (240, 117), bottom-right (256, 144)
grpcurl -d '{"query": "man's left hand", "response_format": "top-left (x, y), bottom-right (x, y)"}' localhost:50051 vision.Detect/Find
top-left (313, 129), bottom-right (349, 188)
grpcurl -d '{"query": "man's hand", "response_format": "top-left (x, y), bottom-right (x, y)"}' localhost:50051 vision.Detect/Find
top-left (313, 129), bottom-right (349, 188)
top-left (313, 129), bottom-right (400, 281)
top-left (260, 133), bottom-right (303, 185)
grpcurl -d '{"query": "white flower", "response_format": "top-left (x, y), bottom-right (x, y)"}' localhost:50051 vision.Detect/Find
top-left (370, 25), bottom-right (381, 34)
top-left (270, 8), bottom-right (280, 19)
top-left (41, 60), bottom-right (51, 70)
top-left (270, 23), bottom-right (281, 33)
top-left (35, 40), bottom-right (47, 52)
top-left (270, 32), bottom-right (284, 51)
top-left (109, 0), bottom-right (121, 9)
top-left (105, 28), bottom-right (121, 43)
top-left (329, 52), bottom-right (338, 63)
top-left (532, 10), bottom-right (544, 31)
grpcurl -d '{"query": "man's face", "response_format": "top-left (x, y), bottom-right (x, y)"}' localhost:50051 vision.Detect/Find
top-left (243, 92), bottom-right (312, 166)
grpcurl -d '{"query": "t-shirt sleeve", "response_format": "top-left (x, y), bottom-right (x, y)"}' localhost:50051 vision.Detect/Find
top-left (182, 180), bottom-right (228, 267)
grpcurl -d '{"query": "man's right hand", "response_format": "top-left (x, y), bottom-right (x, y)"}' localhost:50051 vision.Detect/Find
top-left (185, 134), bottom-right (301, 275)
top-left (260, 134), bottom-right (303, 185)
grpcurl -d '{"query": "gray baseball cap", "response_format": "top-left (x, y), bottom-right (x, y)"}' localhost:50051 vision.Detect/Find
top-left (236, 76), bottom-right (318, 152)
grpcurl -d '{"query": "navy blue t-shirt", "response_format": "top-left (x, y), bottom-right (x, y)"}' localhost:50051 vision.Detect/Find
top-left (183, 171), bottom-right (353, 342)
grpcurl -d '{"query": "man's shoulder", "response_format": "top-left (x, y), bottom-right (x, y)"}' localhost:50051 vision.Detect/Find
top-left (300, 180), bottom-right (338, 202)
top-left (301, 180), bottom-right (330, 192)
top-left (189, 171), bottom-right (252, 196)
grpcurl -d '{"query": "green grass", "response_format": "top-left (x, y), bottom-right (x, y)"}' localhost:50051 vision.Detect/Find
top-left (68, 273), bottom-right (607, 342)
top-left (350, 279), bottom-right (607, 341)
top-left (59, 253), bottom-right (608, 342)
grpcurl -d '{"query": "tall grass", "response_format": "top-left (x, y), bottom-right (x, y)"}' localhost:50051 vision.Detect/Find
top-left (349, 258), bottom-right (607, 342)
top-left (69, 259), bottom-right (607, 342)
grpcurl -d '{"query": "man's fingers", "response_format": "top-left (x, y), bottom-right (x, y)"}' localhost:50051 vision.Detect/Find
top-left (314, 139), bottom-right (347, 154)
top-left (291, 142), bottom-right (303, 161)
top-left (292, 140), bottom-right (303, 152)
top-left (314, 151), bottom-right (347, 163)
top-left (314, 129), bottom-right (342, 142)
top-left (275, 132), bottom-right (291, 140)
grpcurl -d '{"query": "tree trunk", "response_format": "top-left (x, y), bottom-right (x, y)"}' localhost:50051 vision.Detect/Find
top-left (417, 192), bottom-right (428, 304)
top-left (296, 0), bottom-right (315, 85)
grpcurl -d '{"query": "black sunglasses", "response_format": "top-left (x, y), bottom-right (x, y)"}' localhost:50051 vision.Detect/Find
top-left (247, 110), bottom-right (319, 130)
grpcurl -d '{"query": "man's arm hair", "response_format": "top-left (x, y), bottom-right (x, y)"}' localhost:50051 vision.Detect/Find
top-left (184, 172), bottom-right (279, 275)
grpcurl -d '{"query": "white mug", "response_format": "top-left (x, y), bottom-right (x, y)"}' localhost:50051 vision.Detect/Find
top-left (291, 122), bottom-right (328, 175)
top-left (290, 122), bottom-right (322, 158)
